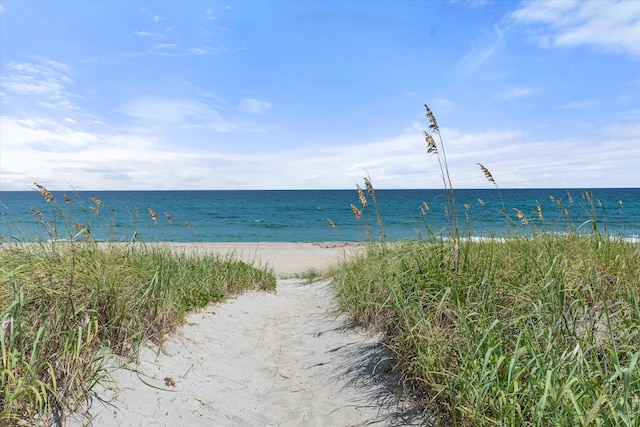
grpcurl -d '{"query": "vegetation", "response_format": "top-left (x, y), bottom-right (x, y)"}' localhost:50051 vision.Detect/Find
top-left (331, 105), bottom-right (640, 426)
top-left (0, 189), bottom-right (276, 426)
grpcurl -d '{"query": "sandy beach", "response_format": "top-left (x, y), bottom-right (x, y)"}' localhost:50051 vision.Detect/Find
top-left (140, 241), bottom-right (366, 278)
top-left (69, 242), bottom-right (429, 426)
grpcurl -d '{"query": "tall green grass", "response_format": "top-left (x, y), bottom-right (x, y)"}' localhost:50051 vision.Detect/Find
top-left (332, 236), bottom-right (639, 425)
top-left (331, 105), bottom-right (640, 426)
top-left (0, 187), bottom-right (276, 426)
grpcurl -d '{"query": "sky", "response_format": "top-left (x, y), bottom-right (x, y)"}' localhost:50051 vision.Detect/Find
top-left (0, 0), bottom-right (639, 191)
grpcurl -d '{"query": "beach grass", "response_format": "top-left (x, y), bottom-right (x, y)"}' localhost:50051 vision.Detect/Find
top-left (0, 213), bottom-right (276, 425)
top-left (330, 105), bottom-right (640, 425)
top-left (331, 235), bottom-right (639, 425)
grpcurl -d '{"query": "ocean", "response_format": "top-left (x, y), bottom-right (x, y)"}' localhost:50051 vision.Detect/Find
top-left (0, 188), bottom-right (638, 243)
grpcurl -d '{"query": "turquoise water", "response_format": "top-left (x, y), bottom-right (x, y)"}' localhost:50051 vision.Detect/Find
top-left (1, 189), bottom-right (638, 242)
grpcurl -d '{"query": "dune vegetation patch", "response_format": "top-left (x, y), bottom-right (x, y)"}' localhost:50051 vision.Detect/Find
top-left (0, 188), bottom-right (275, 426)
top-left (331, 105), bottom-right (640, 426)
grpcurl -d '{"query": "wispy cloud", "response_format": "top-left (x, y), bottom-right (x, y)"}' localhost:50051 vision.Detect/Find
top-left (2, 62), bottom-right (70, 96)
top-left (510, 0), bottom-right (640, 57)
top-left (556, 100), bottom-right (597, 110)
top-left (185, 47), bottom-right (207, 55)
top-left (496, 86), bottom-right (539, 100)
top-left (1, 116), bottom-right (99, 150)
top-left (1, 60), bottom-right (77, 111)
top-left (239, 98), bottom-right (272, 114)
top-left (453, 24), bottom-right (507, 77)
top-left (152, 15), bottom-right (165, 22)
top-left (152, 43), bottom-right (177, 50)
top-left (127, 42), bottom-right (228, 57)
top-left (449, 0), bottom-right (489, 8)
top-left (118, 97), bottom-right (262, 133)
top-left (119, 98), bottom-right (224, 128)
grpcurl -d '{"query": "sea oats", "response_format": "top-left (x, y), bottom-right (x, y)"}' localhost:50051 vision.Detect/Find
top-left (363, 177), bottom-right (374, 196)
top-left (356, 184), bottom-right (368, 207)
top-left (89, 206), bottom-right (100, 215)
top-left (513, 208), bottom-right (528, 225)
top-left (72, 222), bottom-right (85, 231)
top-left (567, 191), bottom-right (573, 204)
top-left (422, 201), bottom-right (430, 211)
top-left (148, 208), bottom-right (159, 224)
top-left (34, 183), bottom-right (54, 202)
top-left (90, 197), bottom-right (103, 206)
top-left (424, 104), bottom-right (439, 133)
top-left (477, 163), bottom-right (495, 184)
top-left (164, 213), bottom-right (174, 223)
top-left (326, 218), bottom-right (337, 229)
top-left (536, 201), bottom-right (544, 220)
top-left (185, 221), bottom-right (191, 229)
top-left (63, 193), bottom-right (72, 205)
top-left (463, 204), bottom-right (470, 210)
top-left (477, 198), bottom-right (485, 207)
top-left (420, 207), bottom-right (427, 215)
top-left (350, 204), bottom-right (362, 220)
top-left (618, 200), bottom-right (623, 207)
top-left (134, 206), bottom-right (139, 217)
top-left (424, 131), bottom-right (437, 154)
top-left (30, 207), bottom-right (43, 218)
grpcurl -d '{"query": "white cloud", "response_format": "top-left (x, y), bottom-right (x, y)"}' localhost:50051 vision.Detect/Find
top-left (556, 101), bottom-right (597, 110)
top-left (2, 62), bottom-right (71, 96)
top-left (0, 116), bottom-right (99, 150)
top-left (186, 48), bottom-right (206, 55)
top-left (453, 24), bottom-right (506, 76)
top-left (239, 98), bottom-right (272, 114)
top-left (142, 47), bottom-right (227, 57)
top-left (153, 43), bottom-right (177, 50)
top-left (118, 97), bottom-right (257, 132)
top-left (450, 0), bottom-right (489, 8)
top-left (511, 0), bottom-right (640, 56)
top-left (1, 114), bottom-right (637, 190)
top-left (1, 61), bottom-right (77, 112)
top-left (152, 15), bottom-right (165, 22)
top-left (496, 86), bottom-right (539, 100)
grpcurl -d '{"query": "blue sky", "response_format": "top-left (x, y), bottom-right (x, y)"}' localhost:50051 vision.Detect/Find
top-left (1, 0), bottom-right (639, 190)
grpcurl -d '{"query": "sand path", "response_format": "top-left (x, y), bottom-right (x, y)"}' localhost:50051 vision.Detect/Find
top-left (70, 243), bottom-right (428, 426)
